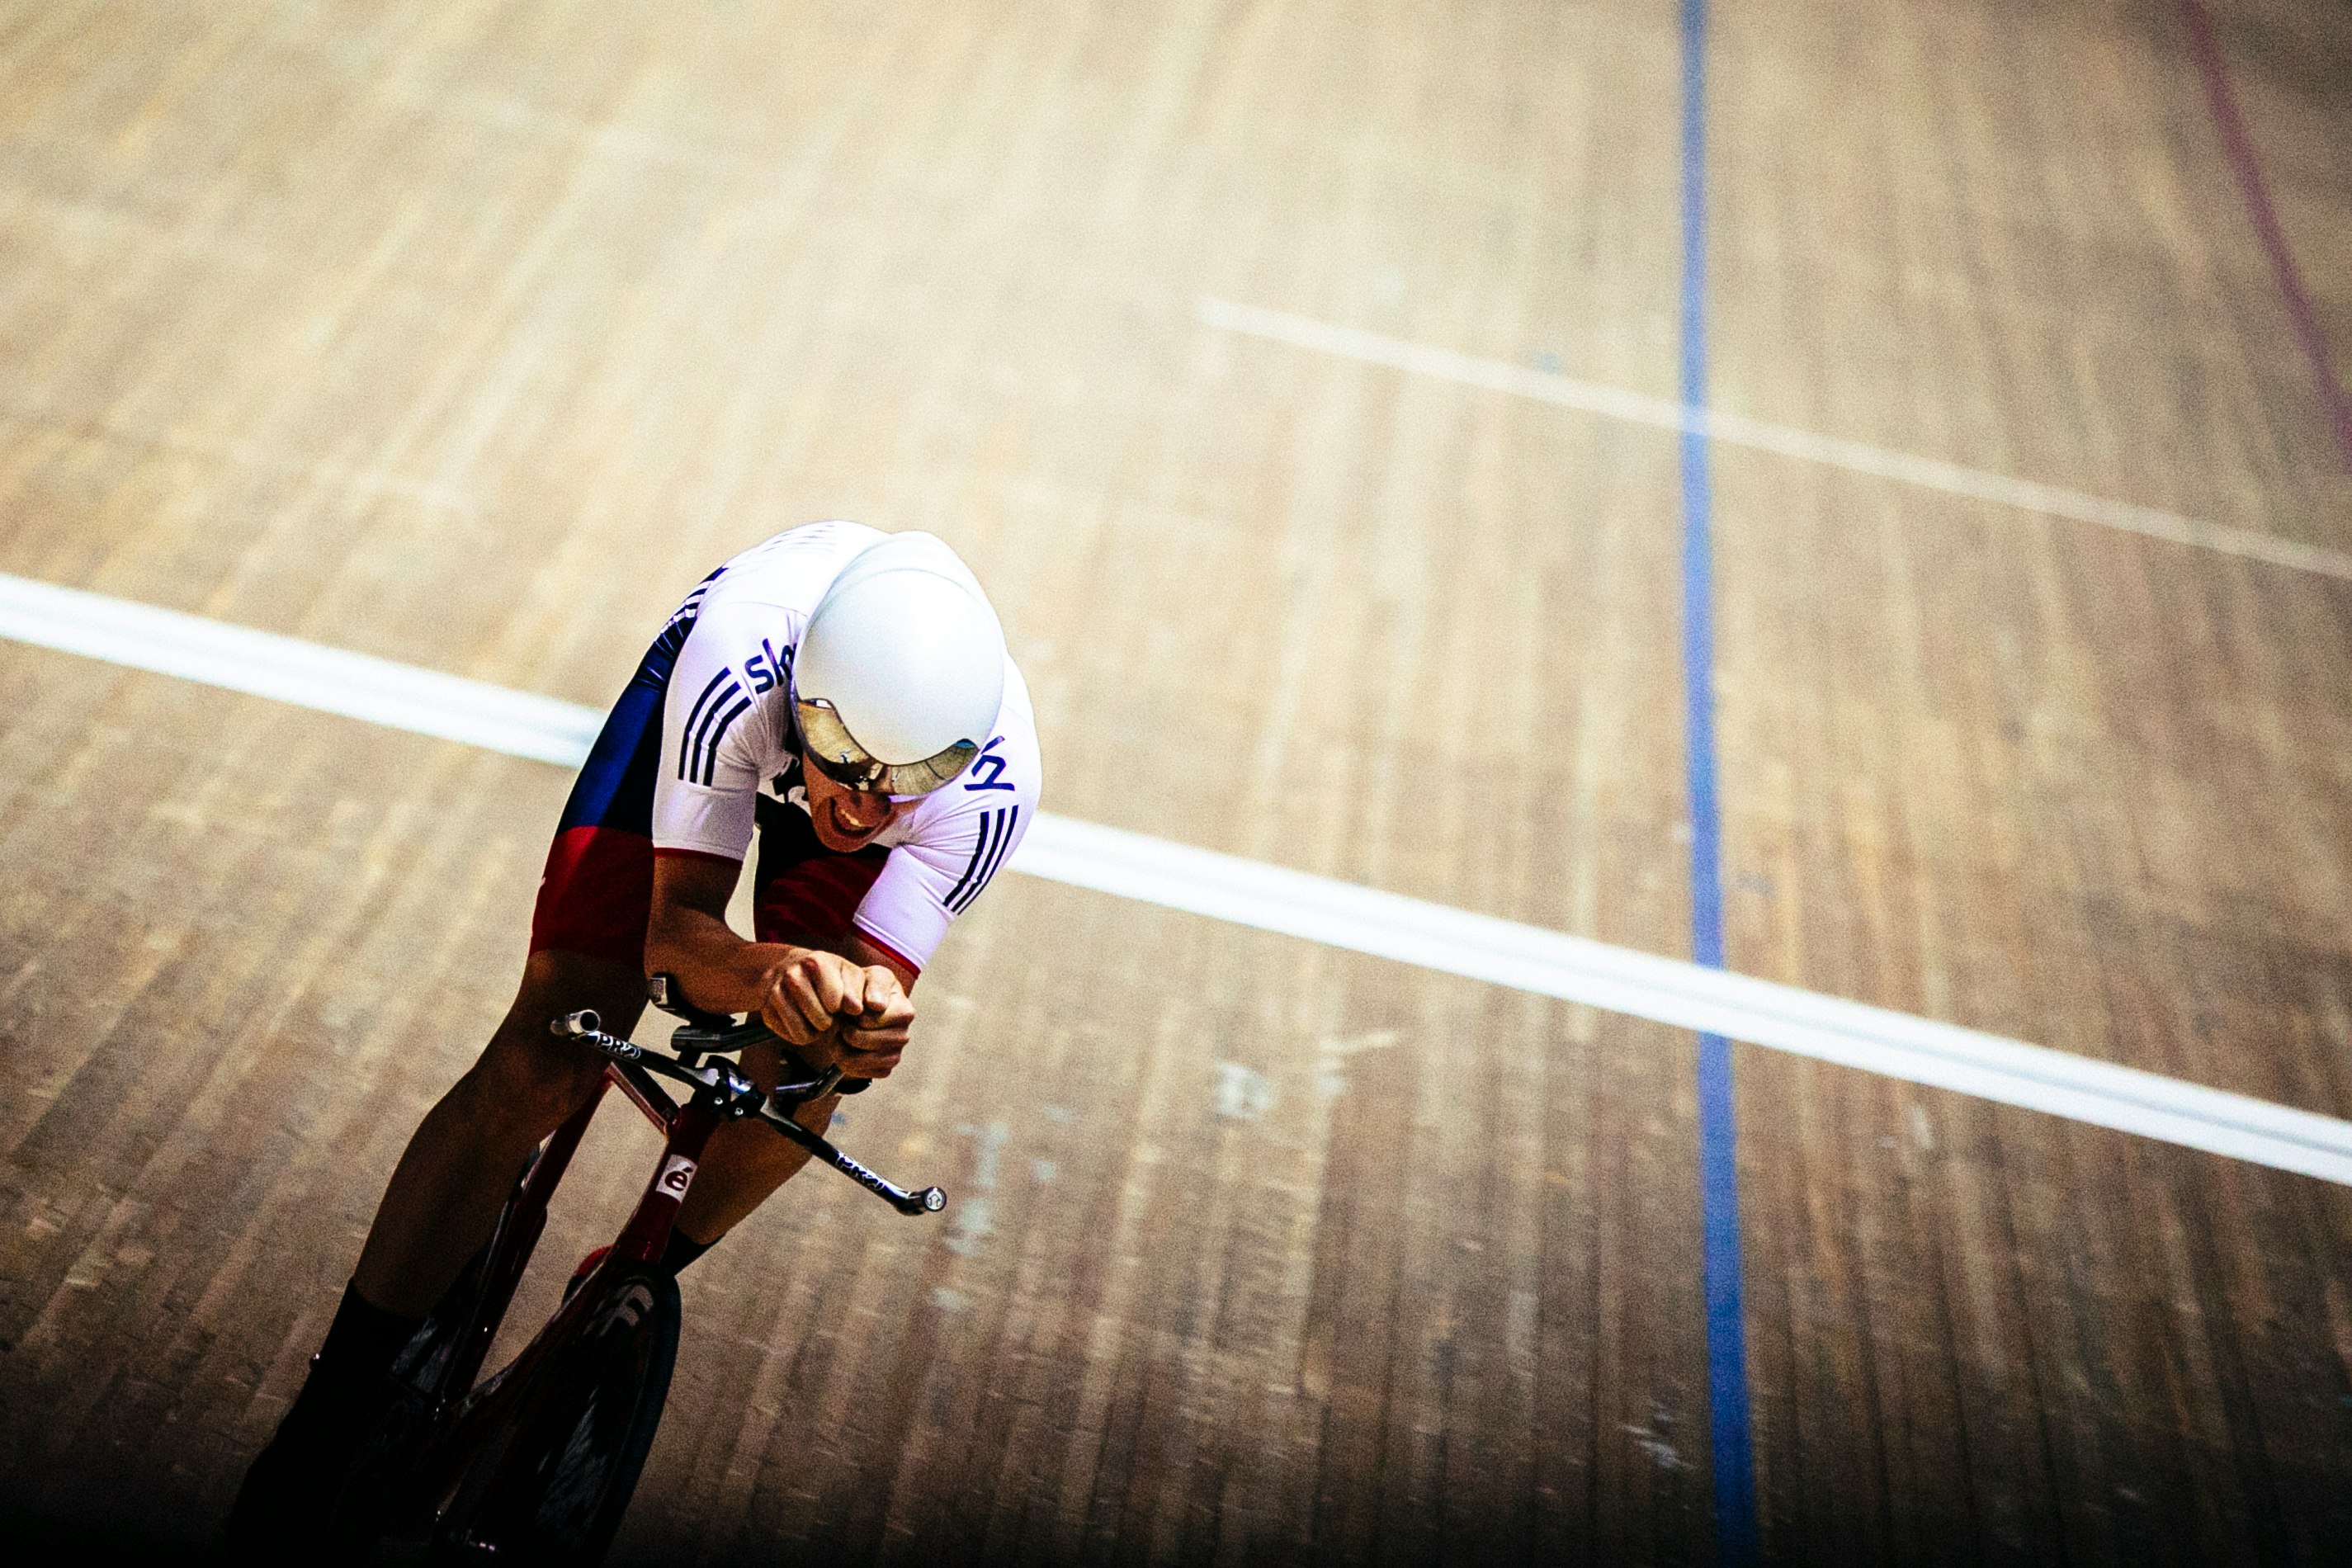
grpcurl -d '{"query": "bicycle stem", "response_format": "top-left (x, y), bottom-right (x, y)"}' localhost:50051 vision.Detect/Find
top-left (550, 1011), bottom-right (946, 1218)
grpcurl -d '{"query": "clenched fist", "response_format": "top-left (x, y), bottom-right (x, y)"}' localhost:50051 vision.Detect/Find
top-left (756, 948), bottom-right (915, 1077)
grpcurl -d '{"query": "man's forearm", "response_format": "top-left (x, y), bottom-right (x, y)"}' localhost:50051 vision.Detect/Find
top-left (642, 854), bottom-right (906, 1060)
top-left (643, 901), bottom-right (803, 1014)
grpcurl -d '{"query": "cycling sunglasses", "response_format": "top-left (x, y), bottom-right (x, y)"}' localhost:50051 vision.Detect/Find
top-left (793, 697), bottom-right (978, 797)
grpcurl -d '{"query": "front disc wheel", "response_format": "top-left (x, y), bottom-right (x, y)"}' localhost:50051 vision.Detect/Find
top-left (445, 1267), bottom-right (681, 1566)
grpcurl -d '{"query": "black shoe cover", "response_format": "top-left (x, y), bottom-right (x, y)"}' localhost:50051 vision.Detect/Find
top-left (217, 1355), bottom-right (400, 1562)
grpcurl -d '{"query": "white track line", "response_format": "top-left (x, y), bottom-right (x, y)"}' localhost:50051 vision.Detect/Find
top-left (1197, 297), bottom-right (2352, 583)
top-left (6, 572), bottom-right (2350, 1185)
top-left (0, 574), bottom-right (602, 766)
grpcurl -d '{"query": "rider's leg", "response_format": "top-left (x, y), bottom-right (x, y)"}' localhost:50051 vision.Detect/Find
top-left (228, 619), bottom-right (682, 1551)
top-left (223, 951), bottom-right (646, 1549)
top-left (672, 1037), bottom-right (842, 1250)
top-left (350, 947), bottom-right (648, 1314)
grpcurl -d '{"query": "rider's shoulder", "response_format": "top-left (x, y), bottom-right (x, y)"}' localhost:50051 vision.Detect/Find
top-left (675, 522), bottom-right (882, 668)
top-left (895, 657), bottom-right (1041, 842)
top-left (700, 522), bottom-right (884, 615)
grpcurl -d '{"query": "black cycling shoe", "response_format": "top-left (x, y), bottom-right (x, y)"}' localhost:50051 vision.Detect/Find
top-left (218, 1353), bottom-right (403, 1561)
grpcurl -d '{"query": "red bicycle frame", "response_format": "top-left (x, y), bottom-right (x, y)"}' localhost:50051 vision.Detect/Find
top-left (421, 1055), bottom-right (713, 1412)
top-left (414, 1011), bottom-right (938, 1415)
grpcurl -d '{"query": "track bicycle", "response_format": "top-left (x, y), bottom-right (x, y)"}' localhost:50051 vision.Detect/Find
top-left (325, 977), bottom-right (945, 1564)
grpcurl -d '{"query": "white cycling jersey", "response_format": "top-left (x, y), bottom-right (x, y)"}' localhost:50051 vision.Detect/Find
top-left (654, 522), bottom-right (1040, 972)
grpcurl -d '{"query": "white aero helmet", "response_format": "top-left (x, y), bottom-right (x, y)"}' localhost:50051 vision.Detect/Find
top-left (791, 531), bottom-right (1006, 796)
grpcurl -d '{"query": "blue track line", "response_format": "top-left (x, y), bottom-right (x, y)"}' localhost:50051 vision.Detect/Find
top-left (1676, 0), bottom-right (1759, 1560)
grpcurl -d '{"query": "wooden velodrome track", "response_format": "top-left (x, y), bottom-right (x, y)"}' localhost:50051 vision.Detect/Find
top-left (1, 0), bottom-right (2347, 1561)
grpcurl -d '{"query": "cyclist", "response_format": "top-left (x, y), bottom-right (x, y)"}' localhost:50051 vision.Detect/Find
top-left (225, 521), bottom-right (1040, 1546)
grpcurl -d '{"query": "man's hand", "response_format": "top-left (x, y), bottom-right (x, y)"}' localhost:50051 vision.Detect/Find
top-left (756, 948), bottom-right (916, 1077)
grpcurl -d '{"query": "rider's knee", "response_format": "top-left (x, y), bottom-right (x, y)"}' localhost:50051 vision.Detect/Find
top-left (449, 1032), bottom-right (602, 1141)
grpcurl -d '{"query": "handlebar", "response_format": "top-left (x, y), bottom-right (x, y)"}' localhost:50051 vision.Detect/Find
top-left (549, 1011), bottom-right (945, 1218)
top-left (749, 1099), bottom-right (949, 1216)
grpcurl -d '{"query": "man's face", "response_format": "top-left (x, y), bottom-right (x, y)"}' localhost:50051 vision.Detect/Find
top-left (801, 760), bottom-right (909, 852)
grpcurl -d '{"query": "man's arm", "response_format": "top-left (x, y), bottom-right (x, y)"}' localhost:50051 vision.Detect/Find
top-left (645, 853), bottom-right (916, 1076)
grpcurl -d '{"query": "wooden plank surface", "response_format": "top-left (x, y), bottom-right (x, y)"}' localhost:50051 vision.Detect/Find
top-left (1707, 1), bottom-right (2352, 1561)
top-left (0, 0), bottom-right (2344, 1562)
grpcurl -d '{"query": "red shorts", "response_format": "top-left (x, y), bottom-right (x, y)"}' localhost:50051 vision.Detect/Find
top-left (528, 613), bottom-right (902, 971)
top-left (528, 805), bottom-right (894, 970)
